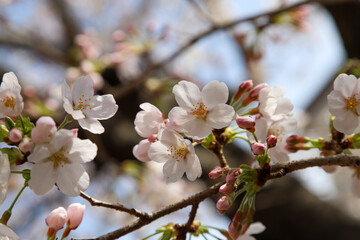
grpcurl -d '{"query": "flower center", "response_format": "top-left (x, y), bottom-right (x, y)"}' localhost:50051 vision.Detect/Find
top-left (49, 148), bottom-right (70, 169)
top-left (1, 96), bottom-right (15, 109)
top-left (346, 96), bottom-right (358, 114)
top-left (167, 143), bottom-right (188, 162)
top-left (191, 102), bottom-right (207, 118)
top-left (75, 94), bottom-right (92, 111)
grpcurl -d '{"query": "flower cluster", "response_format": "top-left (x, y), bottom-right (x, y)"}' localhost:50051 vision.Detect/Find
top-left (133, 80), bottom-right (235, 183)
top-left (0, 72), bottom-right (118, 238)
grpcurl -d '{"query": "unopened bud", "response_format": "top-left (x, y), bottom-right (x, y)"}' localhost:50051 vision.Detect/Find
top-left (251, 142), bottom-right (266, 155)
top-left (208, 166), bottom-right (227, 179)
top-left (216, 196), bottom-right (232, 214)
top-left (234, 80), bottom-right (253, 101)
top-left (226, 169), bottom-right (241, 186)
top-left (235, 115), bottom-right (255, 131)
top-left (286, 135), bottom-right (307, 145)
top-left (8, 128), bottom-right (22, 143)
top-left (242, 83), bottom-right (268, 106)
top-left (219, 183), bottom-right (234, 195)
top-left (267, 135), bottom-right (277, 148)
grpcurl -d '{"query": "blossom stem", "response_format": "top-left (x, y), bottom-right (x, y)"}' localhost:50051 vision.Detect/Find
top-left (252, 132), bottom-right (258, 142)
top-left (234, 136), bottom-right (251, 146)
top-left (201, 233), bottom-right (209, 240)
top-left (0, 181), bottom-right (27, 224)
top-left (10, 170), bottom-right (23, 174)
top-left (57, 114), bottom-right (74, 130)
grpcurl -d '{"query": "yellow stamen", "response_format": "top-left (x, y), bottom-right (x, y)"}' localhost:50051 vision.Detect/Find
top-left (48, 148), bottom-right (70, 169)
top-left (190, 102), bottom-right (207, 119)
top-left (167, 143), bottom-right (188, 162)
top-left (74, 94), bottom-right (92, 111)
top-left (1, 96), bottom-right (15, 109)
top-left (346, 96), bottom-right (358, 114)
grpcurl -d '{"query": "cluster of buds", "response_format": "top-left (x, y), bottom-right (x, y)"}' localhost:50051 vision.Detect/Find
top-left (285, 134), bottom-right (312, 153)
top-left (215, 168), bottom-right (241, 214)
top-left (46, 203), bottom-right (85, 240)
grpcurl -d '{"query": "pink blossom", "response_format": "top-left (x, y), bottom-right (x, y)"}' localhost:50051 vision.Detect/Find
top-left (219, 183), bottom-right (234, 195)
top-left (134, 103), bottom-right (165, 138)
top-left (46, 207), bottom-right (67, 231)
top-left (251, 142), bottom-right (266, 155)
top-left (235, 115), bottom-right (255, 131)
top-left (66, 203), bottom-right (86, 230)
top-left (132, 139), bottom-right (152, 162)
top-left (31, 116), bottom-right (56, 144)
top-left (8, 128), bottom-right (22, 143)
top-left (216, 196), bottom-right (232, 214)
top-left (233, 80), bottom-right (253, 101)
top-left (208, 166), bottom-right (227, 179)
top-left (266, 135), bottom-right (277, 148)
top-left (226, 169), bottom-right (241, 186)
top-left (0, 72), bottom-right (24, 118)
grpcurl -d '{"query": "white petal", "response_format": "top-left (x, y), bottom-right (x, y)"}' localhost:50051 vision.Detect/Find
top-left (49, 129), bottom-right (73, 153)
top-left (168, 106), bottom-right (196, 132)
top-left (67, 138), bottom-right (97, 163)
top-left (163, 158), bottom-right (186, 183)
top-left (28, 162), bottom-right (56, 195)
top-left (57, 164), bottom-right (89, 196)
top-left (85, 95), bottom-right (118, 120)
top-left (72, 76), bottom-right (94, 104)
top-left (62, 80), bottom-right (73, 103)
top-left (333, 111), bottom-right (359, 134)
top-left (182, 118), bottom-right (212, 139)
top-left (0, 154), bottom-right (10, 205)
top-left (78, 118), bottom-right (104, 134)
top-left (173, 81), bottom-right (201, 110)
top-left (328, 91), bottom-right (347, 116)
top-left (269, 142), bottom-right (289, 164)
top-left (148, 141), bottom-right (170, 163)
top-left (202, 81), bottom-right (229, 108)
top-left (27, 146), bottom-right (51, 163)
top-left (334, 74), bottom-right (359, 97)
top-left (253, 118), bottom-right (268, 143)
top-left (140, 102), bottom-right (162, 113)
top-left (1, 72), bottom-right (21, 90)
top-left (185, 153), bottom-right (202, 181)
top-left (245, 222), bottom-right (266, 235)
top-left (133, 139), bottom-right (152, 162)
top-left (206, 104), bottom-right (235, 129)
top-left (0, 224), bottom-right (19, 240)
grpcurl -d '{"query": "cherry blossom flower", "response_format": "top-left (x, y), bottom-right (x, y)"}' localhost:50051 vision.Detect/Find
top-left (0, 224), bottom-right (19, 240)
top-left (31, 116), bottom-right (56, 144)
top-left (28, 129), bottom-right (97, 196)
top-left (0, 154), bottom-right (10, 205)
top-left (254, 117), bottom-right (296, 163)
top-left (258, 86), bottom-right (293, 122)
top-left (236, 222), bottom-right (266, 240)
top-left (168, 80), bottom-right (235, 139)
top-left (133, 139), bottom-right (152, 162)
top-left (0, 72), bottom-right (24, 118)
top-left (134, 103), bottom-right (166, 138)
top-left (62, 76), bottom-right (118, 134)
top-left (148, 128), bottom-right (202, 183)
top-left (327, 74), bottom-right (360, 134)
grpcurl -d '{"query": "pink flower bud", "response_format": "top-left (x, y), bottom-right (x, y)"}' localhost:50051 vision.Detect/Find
top-left (242, 83), bottom-right (268, 106)
top-left (66, 203), bottom-right (86, 230)
top-left (216, 196), bottom-right (232, 214)
top-left (234, 80), bottom-right (253, 100)
top-left (208, 166), bottom-right (227, 179)
top-left (251, 142), bottom-right (266, 155)
top-left (235, 115), bottom-right (255, 131)
top-left (219, 183), bottom-right (234, 195)
top-left (46, 207), bottom-right (67, 231)
top-left (8, 128), bottom-right (22, 143)
top-left (31, 116), bottom-right (56, 144)
top-left (133, 139), bottom-right (152, 162)
top-left (267, 135), bottom-right (277, 148)
top-left (226, 169), bottom-right (241, 186)
top-left (19, 137), bottom-right (33, 153)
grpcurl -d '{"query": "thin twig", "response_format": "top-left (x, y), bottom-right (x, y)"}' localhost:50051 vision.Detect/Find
top-left (176, 203), bottom-right (200, 240)
top-left (79, 192), bottom-right (149, 218)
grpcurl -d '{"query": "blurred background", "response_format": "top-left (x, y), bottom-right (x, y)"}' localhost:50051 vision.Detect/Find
top-left (1, 0), bottom-right (360, 239)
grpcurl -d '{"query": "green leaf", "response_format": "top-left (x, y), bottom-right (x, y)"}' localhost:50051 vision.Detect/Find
top-left (1, 148), bottom-right (24, 165)
top-left (0, 125), bottom-right (9, 142)
top-left (4, 117), bottom-right (15, 130)
top-left (15, 116), bottom-right (34, 136)
top-left (201, 132), bottom-right (216, 149)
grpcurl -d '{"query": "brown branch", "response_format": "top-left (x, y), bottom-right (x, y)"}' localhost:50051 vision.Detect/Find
top-left (266, 154), bottom-right (360, 180)
top-left (79, 192), bottom-right (149, 218)
top-left (175, 203), bottom-right (199, 240)
top-left (75, 181), bottom-right (224, 240)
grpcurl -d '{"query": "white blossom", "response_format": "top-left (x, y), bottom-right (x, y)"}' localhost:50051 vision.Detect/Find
top-left (258, 86), bottom-right (293, 122)
top-left (168, 80), bottom-right (235, 139)
top-left (0, 224), bottom-right (19, 240)
top-left (0, 72), bottom-right (24, 118)
top-left (133, 139), bottom-right (152, 162)
top-left (148, 128), bottom-right (202, 183)
top-left (236, 222), bottom-right (266, 240)
top-left (62, 76), bottom-right (118, 134)
top-left (0, 154), bottom-right (10, 205)
top-left (327, 73), bottom-right (360, 134)
top-left (254, 117), bottom-right (296, 163)
top-left (28, 129), bottom-right (97, 196)
top-left (134, 103), bottom-right (165, 138)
